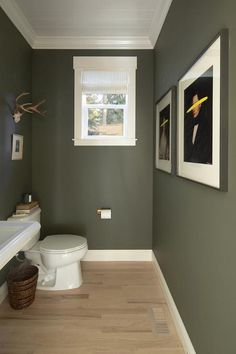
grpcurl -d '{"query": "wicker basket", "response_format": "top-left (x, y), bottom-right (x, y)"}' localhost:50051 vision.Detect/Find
top-left (7, 265), bottom-right (38, 310)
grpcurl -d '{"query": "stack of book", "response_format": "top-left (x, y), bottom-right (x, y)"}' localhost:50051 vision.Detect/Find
top-left (12, 201), bottom-right (40, 217)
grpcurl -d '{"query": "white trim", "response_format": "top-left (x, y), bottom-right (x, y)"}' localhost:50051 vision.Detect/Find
top-left (73, 56), bottom-right (137, 70)
top-left (148, 0), bottom-right (173, 48)
top-left (0, 0), bottom-right (172, 50)
top-left (0, 282), bottom-right (8, 304)
top-left (0, 1), bottom-right (171, 50)
top-left (33, 36), bottom-right (152, 50)
top-left (152, 251), bottom-right (196, 354)
top-left (83, 250), bottom-right (152, 262)
top-left (73, 56), bottom-right (137, 146)
top-left (0, 0), bottom-right (36, 47)
top-left (73, 138), bottom-right (136, 146)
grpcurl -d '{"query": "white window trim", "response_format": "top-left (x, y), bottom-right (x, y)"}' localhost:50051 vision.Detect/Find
top-left (73, 56), bottom-right (137, 146)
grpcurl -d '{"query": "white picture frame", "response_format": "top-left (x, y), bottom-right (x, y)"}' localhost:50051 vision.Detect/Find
top-left (177, 30), bottom-right (228, 190)
top-left (11, 134), bottom-right (23, 160)
top-left (155, 87), bottom-right (176, 174)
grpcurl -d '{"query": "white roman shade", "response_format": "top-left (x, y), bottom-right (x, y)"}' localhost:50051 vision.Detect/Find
top-left (81, 71), bottom-right (129, 94)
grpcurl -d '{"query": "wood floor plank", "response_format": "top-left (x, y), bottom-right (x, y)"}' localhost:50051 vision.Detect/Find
top-left (0, 262), bottom-right (185, 354)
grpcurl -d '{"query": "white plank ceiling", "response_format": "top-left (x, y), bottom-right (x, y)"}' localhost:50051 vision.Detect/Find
top-left (0, 0), bottom-right (173, 49)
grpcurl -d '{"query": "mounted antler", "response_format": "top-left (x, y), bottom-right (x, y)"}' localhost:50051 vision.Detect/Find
top-left (13, 92), bottom-right (30, 123)
top-left (22, 99), bottom-right (46, 116)
top-left (13, 92), bottom-right (46, 123)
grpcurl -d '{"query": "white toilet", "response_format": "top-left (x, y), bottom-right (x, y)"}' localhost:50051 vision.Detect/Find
top-left (8, 208), bottom-right (88, 291)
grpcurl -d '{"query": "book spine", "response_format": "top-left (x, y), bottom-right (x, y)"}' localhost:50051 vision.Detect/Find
top-left (15, 206), bottom-right (39, 214)
top-left (16, 201), bottom-right (39, 210)
top-left (12, 213), bottom-right (28, 218)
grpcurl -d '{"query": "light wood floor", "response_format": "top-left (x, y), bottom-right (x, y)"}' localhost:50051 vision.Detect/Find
top-left (0, 262), bottom-right (185, 354)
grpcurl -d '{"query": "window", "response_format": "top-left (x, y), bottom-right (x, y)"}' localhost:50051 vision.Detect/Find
top-left (73, 57), bottom-right (137, 146)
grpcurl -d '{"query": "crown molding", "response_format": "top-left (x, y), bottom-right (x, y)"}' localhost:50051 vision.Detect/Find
top-left (148, 0), bottom-right (173, 48)
top-left (0, 0), bottom-right (170, 50)
top-left (0, 0), bottom-right (36, 47)
top-left (33, 36), bottom-right (153, 50)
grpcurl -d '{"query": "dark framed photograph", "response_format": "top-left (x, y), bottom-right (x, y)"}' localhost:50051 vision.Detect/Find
top-left (155, 87), bottom-right (176, 173)
top-left (11, 134), bottom-right (24, 160)
top-left (177, 30), bottom-right (228, 190)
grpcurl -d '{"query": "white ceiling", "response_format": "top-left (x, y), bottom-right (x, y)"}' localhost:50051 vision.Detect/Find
top-left (0, 0), bottom-right (173, 49)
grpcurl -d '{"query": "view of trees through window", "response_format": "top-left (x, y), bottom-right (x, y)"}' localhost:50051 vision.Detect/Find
top-left (84, 94), bottom-right (126, 136)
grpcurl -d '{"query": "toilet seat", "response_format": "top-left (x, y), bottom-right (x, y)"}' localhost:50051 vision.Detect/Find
top-left (40, 234), bottom-right (87, 254)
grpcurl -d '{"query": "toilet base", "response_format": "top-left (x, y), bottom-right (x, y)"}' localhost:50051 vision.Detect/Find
top-left (36, 261), bottom-right (83, 291)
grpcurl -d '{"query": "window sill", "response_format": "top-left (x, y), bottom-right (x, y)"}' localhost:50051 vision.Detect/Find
top-left (73, 137), bottom-right (137, 146)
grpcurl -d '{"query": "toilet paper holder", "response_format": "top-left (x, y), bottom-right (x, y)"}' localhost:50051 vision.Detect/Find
top-left (97, 208), bottom-right (112, 219)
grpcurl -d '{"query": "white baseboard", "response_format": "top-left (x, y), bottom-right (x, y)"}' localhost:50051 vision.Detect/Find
top-left (83, 249), bottom-right (152, 262)
top-left (0, 282), bottom-right (8, 304)
top-left (152, 252), bottom-right (196, 354)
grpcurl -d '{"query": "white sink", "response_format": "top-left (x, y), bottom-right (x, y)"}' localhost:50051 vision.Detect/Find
top-left (0, 221), bottom-right (40, 270)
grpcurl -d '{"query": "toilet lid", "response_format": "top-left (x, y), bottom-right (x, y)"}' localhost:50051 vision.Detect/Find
top-left (40, 234), bottom-right (87, 254)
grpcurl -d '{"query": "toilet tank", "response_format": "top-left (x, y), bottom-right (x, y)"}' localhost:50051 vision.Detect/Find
top-left (8, 208), bottom-right (41, 239)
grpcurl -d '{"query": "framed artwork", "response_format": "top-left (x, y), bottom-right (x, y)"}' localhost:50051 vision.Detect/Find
top-left (11, 134), bottom-right (24, 160)
top-left (177, 30), bottom-right (228, 190)
top-left (155, 87), bottom-right (176, 173)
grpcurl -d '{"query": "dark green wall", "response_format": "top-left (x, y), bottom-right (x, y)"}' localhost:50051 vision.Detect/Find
top-left (153, 1), bottom-right (236, 353)
top-left (32, 50), bottom-right (153, 249)
top-left (0, 8), bottom-right (32, 284)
